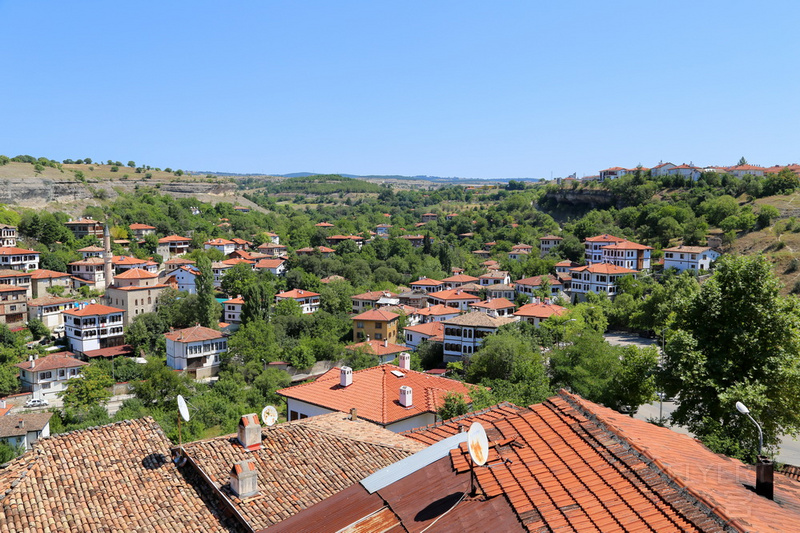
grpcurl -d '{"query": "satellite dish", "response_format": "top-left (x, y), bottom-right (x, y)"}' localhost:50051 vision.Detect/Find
top-left (261, 405), bottom-right (278, 427)
top-left (467, 422), bottom-right (489, 466)
top-left (177, 395), bottom-right (190, 422)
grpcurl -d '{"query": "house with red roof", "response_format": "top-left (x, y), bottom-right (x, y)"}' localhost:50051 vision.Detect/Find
top-left (164, 325), bottom-right (228, 379)
top-left (174, 265), bottom-right (201, 294)
top-left (515, 274), bottom-right (565, 300)
top-left (584, 233), bottom-right (627, 264)
top-left (204, 238), bottom-right (236, 256)
top-left (128, 223), bottom-right (156, 239)
top-left (64, 217), bottom-right (103, 239)
top-left (68, 257), bottom-right (107, 289)
top-left (508, 243), bottom-right (533, 261)
top-left (156, 234), bottom-right (191, 260)
top-left (0, 246), bottom-right (40, 271)
top-left (76, 244), bottom-right (104, 260)
top-left (277, 363), bottom-right (476, 432)
top-left (111, 255), bottom-right (158, 274)
top-left (409, 277), bottom-right (443, 293)
top-left (63, 303), bottom-right (125, 356)
top-left (26, 296), bottom-right (78, 332)
top-left (402, 321), bottom-right (444, 350)
top-left (666, 163), bottom-right (702, 180)
top-left (345, 339), bottom-right (410, 364)
top-left (539, 234), bottom-right (563, 257)
top-left (442, 311), bottom-right (516, 362)
top-left (15, 352), bottom-right (87, 402)
top-left (478, 270), bottom-right (511, 286)
top-left (569, 263), bottom-right (638, 301)
top-left (253, 258), bottom-right (286, 276)
top-left (663, 245), bottom-right (721, 273)
top-left (0, 285), bottom-right (27, 327)
top-left (351, 290), bottom-right (399, 313)
top-left (485, 282), bottom-right (516, 301)
top-left (514, 299), bottom-right (568, 327)
top-left (416, 304), bottom-right (461, 323)
top-left (295, 245), bottom-right (335, 257)
top-left (601, 239), bottom-right (653, 270)
top-left (256, 241), bottom-right (288, 257)
top-left (427, 288), bottom-right (481, 311)
top-left (352, 308), bottom-right (400, 343)
top-left (104, 268), bottom-right (169, 325)
top-left (222, 296), bottom-right (244, 324)
top-left (29, 269), bottom-right (71, 298)
top-left (440, 273), bottom-right (479, 290)
top-left (0, 269), bottom-right (32, 298)
top-left (274, 390), bottom-right (800, 533)
top-left (275, 289), bottom-right (320, 314)
top-left (0, 224), bottom-right (16, 248)
top-left (420, 212), bottom-right (438, 223)
top-left (469, 297), bottom-right (516, 318)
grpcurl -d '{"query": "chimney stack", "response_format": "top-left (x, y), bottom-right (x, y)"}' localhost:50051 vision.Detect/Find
top-left (756, 456), bottom-right (774, 500)
top-left (237, 413), bottom-right (261, 451)
top-left (350, 408), bottom-right (358, 421)
top-left (399, 352), bottom-right (411, 370)
top-left (383, 339), bottom-right (388, 348)
top-left (229, 460), bottom-right (258, 498)
top-left (340, 366), bottom-right (353, 387)
top-left (399, 385), bottom-right (413, 408)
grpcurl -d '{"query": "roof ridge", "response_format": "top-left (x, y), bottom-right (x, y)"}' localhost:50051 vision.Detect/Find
top-left (557, 392), bottom-right (731, 531)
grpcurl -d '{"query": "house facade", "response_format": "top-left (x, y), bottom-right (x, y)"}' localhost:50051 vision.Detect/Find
top-left (663, 246), bottom-right (721, 272)
top-left (402, 321), bottom-right (444, 350)
top-left (442, 312), bottom-right (515, 362)
top-left (539, 235), bottom-right (563, 257)
top-left (15, 352), bottom-right (88, 402)
top-left (275, 289), bottom-right (320, 314)
top-left (222, 296), bottom-right (243, 324)
top-left (568, 263), bottom-right (638, 300)
top-left (64, 217), bottom-right (104, 239)
top-left (165, 325), bottom-right (227, 379)
top-left (27, 296), bottom-right (78, 332)
top-left (63, 304), bottom-right (125, 355)
top-left (104, 268), bottom-right (168, 326)
top-left (157, 235), bottom-right (191, 260)
top-left (352, 309), bottom-right (399, 343)
top-left (0, 224), bottom-right (17, 247)
top-left (0, 247), bottom-right (40, 271)
top-left (0, 286), bottom-right (27, 327)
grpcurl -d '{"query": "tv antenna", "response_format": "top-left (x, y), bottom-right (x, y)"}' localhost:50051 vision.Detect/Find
top-left (261, 405), bottom-right (278, 427)
top-left (467, 422), bottom-right (489, 496)
top-left (177, 394), bottom-right (191, 448)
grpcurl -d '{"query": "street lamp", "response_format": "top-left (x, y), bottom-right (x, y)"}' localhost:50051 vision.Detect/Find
top-left (735, 401), bottom-right (763, 456)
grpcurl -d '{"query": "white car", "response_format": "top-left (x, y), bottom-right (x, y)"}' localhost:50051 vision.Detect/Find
top-left (24, 398), bottom-right (49, 408)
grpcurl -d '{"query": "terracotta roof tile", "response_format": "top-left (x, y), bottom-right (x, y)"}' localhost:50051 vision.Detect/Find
top-left (277, 364), bottom-right (476, 426)
top-left (113, 267), bottom-right (158, 279)
top-left (0, 418), bottom-right (236, 532)
top-left (63, 303), bottom-right (124, 316)
top-left (276, 288), bottom-right (319, 298)
top-left (164, 324), bottom-right (224, 342)
top-left (182, 413), bottom-right (423, 530)
top-left (345, 340), bottom-right (409, 356)
top-left (514, 302), bottom-right (568, 319)
top-left (428, 289), bottom-right (481, 301)
top-left (0, 246), bottom-right (39, 256)
top-left (14, 352), bottom-right (87, 372)
top-left (470, 298), bottom-right (515, 310)
top-left (352, 308), bottom-right (399, 321)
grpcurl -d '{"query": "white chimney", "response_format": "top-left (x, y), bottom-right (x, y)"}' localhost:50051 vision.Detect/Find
top-left (399, 352), bottom-right (411, 370)
top-left (383, 339), bottom-right (388, 348)
top-left (237, 413), bottom-right (261, 451)
top-left (229, 460), bottom-right (258, 498)
top-left (399, 385), bottom-right (413, 407)
top-left (340, 366), bottom-right (353, 387)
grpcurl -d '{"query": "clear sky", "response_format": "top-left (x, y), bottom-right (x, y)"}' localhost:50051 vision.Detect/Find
top-left (1, 1), bottom-right (798, 179)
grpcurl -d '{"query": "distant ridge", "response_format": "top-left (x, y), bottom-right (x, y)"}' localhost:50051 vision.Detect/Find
top-left (191, 170), bottom-right (545, 183)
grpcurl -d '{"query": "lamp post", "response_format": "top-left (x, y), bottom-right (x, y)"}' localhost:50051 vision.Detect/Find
top-left (735, 401), bottom-right (763, 456)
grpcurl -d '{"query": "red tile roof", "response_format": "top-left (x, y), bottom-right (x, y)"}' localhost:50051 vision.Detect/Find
top-left (14, 352), bottom-right (86, 372)
top-left (128, 223), bottom-right (155, 230)
top-left (276, 288), bottom-right (319, 298)
top-left (540, 234), bottom-right (563, 240)
top-left (84, 344), bottom-right (134, 358)
top-left (571, 263), bottom-right (639, 274)
top-left (0, 246), bottom-right (39, 256)
top-left (401, 402), bottom-right (527, 445)
top-left (514, 302), bottom-right (568, 319)
top-left (352, 308), bottom-right (399, 322)
top-left (416, 304), bottom-right (461, 317)
top-left (515, 274), bottom-right (562, 287)
top-left (164, 324), bottom-right (224, 343)
top-left (352, 290), bottom-right (399, 301)
top-left (158, 234), bottom-right (190, 243)
top-left (428, 289), bottom-right (481, 301)
top-left (663, 245), bottom-right (715, 254)
top-left (402, 321), bottom-right (444, 337)
top-left (63, 303), bottom-right (124, 317)
top-left (584, 233), bottom-right (626, 243)
top-left (113, 267), bottom-right (158, 279)
top-left (76, 245), bottom-right (104, 252)
top-left (345, 339), bottom-right (409, 356)
top-left (205, 238), bottom-right (235, 245)
top-left (440, 274), bottom-right (480, 284)
top-left (26, 296), bottom-right (76, 307)
top-left (223, 296), bottom-right (245, 304)
top-left (410, 277), bottom-right (443, 287)
top-left (277, 364), bottom-right (476, 426)
top-left (112, 255), bottom-right (156, 266)
top-left (0, 418), bottom-right (237, 531)
top-left (254, 258), bottom-right (285, 269)
top-left (470, 298), bottom-right (515, 310)
top-left (601, 239), bottom-right (653, 250)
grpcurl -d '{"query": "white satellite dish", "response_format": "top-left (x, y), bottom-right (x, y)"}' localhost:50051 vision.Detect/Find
top-left (261, 405), bottom-right (278, 427)
top-left (177, 395), bottom-right (190, 422)
top-left (467, 422), bottom-right (489, 466)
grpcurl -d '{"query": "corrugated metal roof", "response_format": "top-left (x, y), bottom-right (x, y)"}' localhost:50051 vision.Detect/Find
top-left (360, 432), bottom-right (466, 494)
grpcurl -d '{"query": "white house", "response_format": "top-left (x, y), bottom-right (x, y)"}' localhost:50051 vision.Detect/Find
top-left (174, 265), bottom-right (201, 294)
top-left (508, 243), bottom-right (533, 261)
top-left (416, 304), bottom-right (461, 323)
top-left (597, 240), bottom-right (652, 271)
top-left (403, 321), bottom-right (444, 350)
top-left (254, 258), bottom-right (286, 277)
top-left (666, 164), bottom-right (702, 181)
top-left (409, 277), bottom-right (444, 293)
top-left (15, 352), bottom-right (88, 402)
top-left (0, 247), bottom-right (40, 271)
top-left (478, 271), bottom-right (511, 286)
top-left (222, 296), bottom-right (244, 324)
top-left (157, 235), bottom-right (191, 260)
top-left (351, 291), bottom-right (399, 313)
top-left (0, 412), bottom-right (51, 451)
top-left (68, 257), bottom-right (107, 289)
top-left (427, 289), bottom-right (481, 312)
top-left (0, 225), bottom-right (17, 247)
top-left (128, 223), bottom-right (156, 239)
top-left (77, 245), bottom-right (104, 260)
top-left (111, 255), bottom-right (158, 275)
top-left (662, 246), bottom-right (721, 273)
top-left (539, 235), bottom-right (563, 257)
top-left (165, 325), bottom-right (227, 379)
top-left (442, 312), bottom-right (516, 363)
top-left (275, 289), bottom-right (320, 314)
top-left (568, 263), bottom-right (638, 301)
top-left (205, 238), bottom-right (236, 256)
top-left (63, 303), bottom-right (125, 356)
top-left (584, 234), bottom-right (627, 264)
top-left (0, 269), bottom-right (32, 298)
top-left (515, 274), bottom-right (565, 301)
top-left (27, 296), bottom-right (79, 332)
top-left (469, 298), bottom-right (516, 318)
top-left (650, 162), bottom-right (677, 177)
top-left (513, 300), bottom-right (568, 327)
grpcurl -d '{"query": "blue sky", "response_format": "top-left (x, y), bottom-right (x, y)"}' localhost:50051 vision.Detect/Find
top-left (1, 1), bottom-right (798, 179)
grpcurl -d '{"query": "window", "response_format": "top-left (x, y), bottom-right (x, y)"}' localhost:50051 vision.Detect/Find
top-left (41, 371), bottom-right (52, 379)
top-left (356, 321), bottom-right (364, 328)
top-left (375, 333), bottom-right (382, 340)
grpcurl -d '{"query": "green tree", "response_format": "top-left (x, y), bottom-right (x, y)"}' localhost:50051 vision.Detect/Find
top-left (125, 313), bottom-right (167, 356)
top-left (61, 363), bottom-right (114, 410)
top-left (663, 255), bottom-right (800, 461)
top-left (131, 358), bottom-right (191, 408)
top-left (437, 392), bottom-right (470, 420)
top-left (220, 262), bottom-right (256, 298)
top-left (194, 254), bottom-right (219, 329)
top-left (27, 318), bottom-right (50, 340)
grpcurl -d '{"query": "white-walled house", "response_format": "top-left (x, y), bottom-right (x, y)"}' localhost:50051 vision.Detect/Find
top-left (205, 238), bottom-right (236, 256)
top-left (568, 263), bottom-right (638, 300)
top-left (442, 312), bottom-right (515, 363)
top-left (598, 240), bottom-right (652, 271)
top-left (584, 234), bottom-right (626, 264)
top-left (254, 258), bottom-right (286, 277)
top-left (513, 300), bottom-right (568, 327)
top-left (174, 265), bottom-right (201, 294)
top-left (15, 352), bottom-right (88, 402)
top-left (662, 246), bottom-right (721, 273)
top-left (539, 235), bottom-right (563, 257)
top-left (0, 225), bottom-right (17, 247)
top-left (222, 296), bottom-right (244, 324)
top-left (165, 325), bottom-right (227, 379)
top-left (62, 304), bottom-right (125, 356)
top-left (0, 412), bottom-right (51, 451)
top-left (515, 274), bottom-right (565, 301)
top-left (276, 364), bottom-right (476, 432)
top-left (27, 296), bottom-right (79, 332)
top-left (275, 289), bottom-right (320, 314)
top-left (0, 247), bottom-right (40, 271)
top-left (403, 321), bottom-right (444, 350)
top-left (427, 289), bottom-right (481, 312)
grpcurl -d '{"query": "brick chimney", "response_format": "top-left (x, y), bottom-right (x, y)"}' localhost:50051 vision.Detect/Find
top-left (756, 456), bottom-right (774, 500)
top-left (237, 413), bottom-right (261, 451)
top-left (229, 460), bottom-right (258, 498)
top-left (399, 385), bottom-right (413, 408)
top-left (399, 352), bottom-right (411, 370)
top-left (340, 366), bottom-right (353, 387)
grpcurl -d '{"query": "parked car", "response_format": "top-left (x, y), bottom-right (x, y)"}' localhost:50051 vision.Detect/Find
top-left (25, 398), bottom-right (49, 408)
